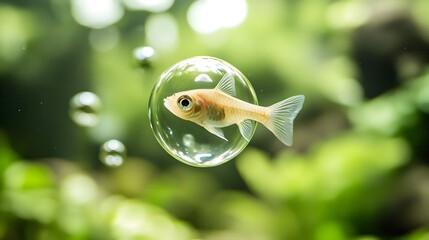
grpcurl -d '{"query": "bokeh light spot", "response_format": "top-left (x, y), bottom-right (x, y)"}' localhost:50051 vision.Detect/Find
top-left (187, 0), bottom-right (248, 34)
top-left (145, 13), bottom-right (178, 51)
top-left (0, 6), bottom-right (33, 65)
top-left (326, 0), bottom-right (369, 29)
top-left (123, 0), bottom-right (174, 12)
top-left (71, 0), bottom-right (124, 29)
top-left (89, 27), bottom-right (120, 52)
top-left (61, 174), bottom-right (98, 204)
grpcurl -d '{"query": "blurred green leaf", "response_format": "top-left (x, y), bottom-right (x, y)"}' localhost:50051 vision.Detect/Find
top-left (314, 221), bottom-right (348, 240)
top-left (4, 162), bottom-right (54, 190)
top-left (3, 189), bottom-right (57, 224)
top-left (238, 134), bottom-right (409, 201)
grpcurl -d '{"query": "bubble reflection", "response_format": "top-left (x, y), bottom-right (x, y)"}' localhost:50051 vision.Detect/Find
top-left (195, 74), bottom-right (213, 82)
top-left (180, 134), bottom-right (214, 163)
top-left (182, 134), bottom-right (195, 147)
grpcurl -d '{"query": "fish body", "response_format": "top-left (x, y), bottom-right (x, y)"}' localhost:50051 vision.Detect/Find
top-left (163, 73), bottom-right (304, 146)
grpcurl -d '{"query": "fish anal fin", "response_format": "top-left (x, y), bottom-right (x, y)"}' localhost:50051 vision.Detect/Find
top-left (265, 95), bottom-right (305, 146)
top-left (203, 125), bottom-right (228, 141)
top-left (237, 119), bottom-right (254, 141)
top-left (215, 73), bottom-right (236, 96)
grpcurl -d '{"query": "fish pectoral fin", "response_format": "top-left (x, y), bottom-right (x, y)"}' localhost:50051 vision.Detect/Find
top-left (215, 73), bottom-right (236, 96)
top-left (203, 125), bottom-right (228, 141)
top-left (237, 120), bottom-right (254, 141)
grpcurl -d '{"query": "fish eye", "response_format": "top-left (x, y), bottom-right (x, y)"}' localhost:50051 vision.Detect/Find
top-left (177, 95), bottom-right (193, 110)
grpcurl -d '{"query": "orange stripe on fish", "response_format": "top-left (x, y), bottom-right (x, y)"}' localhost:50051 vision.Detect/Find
top-left (163, 73), bottom-right (304, 146)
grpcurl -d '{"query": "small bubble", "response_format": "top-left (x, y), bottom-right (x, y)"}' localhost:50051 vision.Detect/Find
top-left (133, 46), bottom-right (155, 68)
top-left (99, 139), bottom-right (126, 167)
top-left (69, 92), bottom-right (102, 127)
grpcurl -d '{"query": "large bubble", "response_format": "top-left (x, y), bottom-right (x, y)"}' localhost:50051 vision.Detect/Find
top-left (148, 56), bottom-right (258, 167)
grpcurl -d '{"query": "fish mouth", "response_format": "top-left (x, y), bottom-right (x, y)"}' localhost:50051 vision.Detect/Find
top-left (163, 97), bottom-right (173, 112)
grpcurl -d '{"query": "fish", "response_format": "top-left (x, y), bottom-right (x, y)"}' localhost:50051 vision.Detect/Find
top-left (163, 73), bottom-right (305, 146)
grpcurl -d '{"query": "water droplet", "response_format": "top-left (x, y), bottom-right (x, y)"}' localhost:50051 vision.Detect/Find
top-left (99, 139), bottom-right (126, 167)
top-left (133, 46), bottom-right (155, 68)
top-left (148, 56), bottom-right (258, 167)
top-left (69, 92), bottom-right (102, 127)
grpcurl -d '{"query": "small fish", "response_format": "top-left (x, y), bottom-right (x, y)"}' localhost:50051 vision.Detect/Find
top-left (163, 73), bottom-right (305, 146)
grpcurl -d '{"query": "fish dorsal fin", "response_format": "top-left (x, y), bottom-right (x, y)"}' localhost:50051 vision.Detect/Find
top-left (237, 119), bottom-right (254, 141)
top-left (215, 73), bottom-right (236, 96)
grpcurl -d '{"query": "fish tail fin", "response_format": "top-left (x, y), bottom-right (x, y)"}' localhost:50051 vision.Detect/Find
top-left (265, 95), bottom-right (305, 146)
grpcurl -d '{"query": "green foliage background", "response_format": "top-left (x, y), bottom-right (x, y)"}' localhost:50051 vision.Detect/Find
top-left (1, 0), bottom-right (429, 239)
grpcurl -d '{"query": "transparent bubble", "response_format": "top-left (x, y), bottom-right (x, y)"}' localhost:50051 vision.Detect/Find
top-left (69, 92), bottom-right (102, 127)
top-left (148, 56), bottom-right (258, 167)
top-left (133, 46), bottom-right (155, 69)
top-left (99, 139), bottom-right (126, 167)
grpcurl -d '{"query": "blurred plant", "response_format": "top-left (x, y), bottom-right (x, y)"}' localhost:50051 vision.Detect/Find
top-left (0, 134), bottom-right (197, 240)
top-left (202, 134), bottom-right (410, 239)
top-left (1, 0), bottom-right (429, 239)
